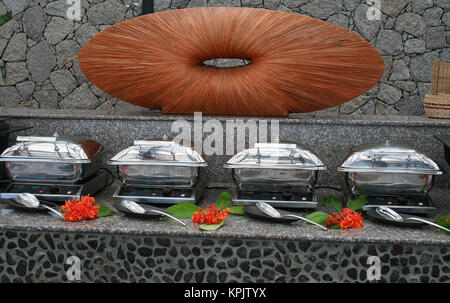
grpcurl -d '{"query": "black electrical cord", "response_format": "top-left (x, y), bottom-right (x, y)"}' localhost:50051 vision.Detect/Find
top-left (314, 185), bottom-right (343, 191)
top-left (99, 168), bottom-right (115, 188)
top-left (206, 185), bottom-right (234, 189)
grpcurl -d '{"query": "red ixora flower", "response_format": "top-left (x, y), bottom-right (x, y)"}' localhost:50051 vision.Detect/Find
top-left (326, 208), bottom-right (364, 229)
top-left (192, 203), bottom-right (230, 225)
top-left (61, 195), bottom-right (99, 222)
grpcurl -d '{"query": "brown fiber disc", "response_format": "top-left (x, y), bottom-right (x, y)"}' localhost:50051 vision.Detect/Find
top-left (78, 7), bottom-right (384, 116)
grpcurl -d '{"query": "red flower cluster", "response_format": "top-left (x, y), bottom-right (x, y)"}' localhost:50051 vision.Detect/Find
top-left (61, 195), bottom-right (99, 222)
top-left (192, 204), bottom-right (230, 225)
top-left (326, 208), bottom-right (364, 229)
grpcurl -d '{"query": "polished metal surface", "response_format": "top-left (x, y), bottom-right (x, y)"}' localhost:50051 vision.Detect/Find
top-left (121, 200), bottom-right (146, 213)
top-left (346, 172), bottom-right (434, 195)
top-left (0, 183), bottom-right (83, 201)
top-left (232, 168), bottom-right (317, 191)
top-left (0, 135), bottom-right (7, 180)
top-left (225, 142), bottom-right (325, 193)
top-left (376, 206), bottom-right (450, 232)
top-left (0, 135), bottom-right (105, 183)
top-left (0, 170), bottom-right (111, 202)
top-left (224, 143), bottom-right (326, 170)
top-left (1, 135), bottom-right (102, 163)
top-left (108, 140), bottom-right (207, 167)
top-left (338, 141), bottom-right (442, 174)
top-left (116, 165), bottom-right (199, 187)
top-left (6, 161), bottom-right (84, 183)
top-left (340, 141), bottom-right (441, 196)
top-left (362, 203), bottom-right (436, 214)
top-left (14, 193), bottom-right (64, 219)
top-left (231, 192), bottom-right (318, 209)
top-left (15, 193), bottom-right (39, 207)
top-left (256, 201), bottom-right (328, 230)
top-left (110, 139), bottom-right (206, 188)
top-left (121, 200), bottom-right (186, 225)
top-left (112, 185), bottom-right (196, 204)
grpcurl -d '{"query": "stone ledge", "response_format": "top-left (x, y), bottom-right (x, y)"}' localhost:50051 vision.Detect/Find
top-left (0, 185), bottom-right (449, 247)
top-left (2, 107), bottom-right (450, 127)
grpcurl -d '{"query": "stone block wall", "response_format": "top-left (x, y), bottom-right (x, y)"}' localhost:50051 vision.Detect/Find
top-left (0, 0), bottom-right (144, 114)
top-left (0, 0), bottom-right (449, 116)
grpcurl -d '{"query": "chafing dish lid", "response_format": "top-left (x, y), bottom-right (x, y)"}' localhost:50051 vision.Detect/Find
top-left (108, 140), bottom-right (207, 167)
top-left (338, 142), bottom-right (442, 174)
top-left (0, 135), bottom-right (101, 163)
top-left (224, 143), bottom-right (326, 170)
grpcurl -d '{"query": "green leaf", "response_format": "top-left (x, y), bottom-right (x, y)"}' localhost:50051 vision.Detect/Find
top-left (321, 195), bottom-right (342, 212)
top-left (435, 216), bottom-right (450, 234)
top-left (229, 206), bottom-right (246, 216)
top-left (347, 195), bottom-right (368, 211)
top-left (0, 11), bottom-right (12, 27)
top-left (199, 221), bottom-right (225, 231)
top-left (166, 202), bottom-right (199, 218)
top-left (98, 204), bottom-right (116, 218)
top-left (216, 192), bottom-right (232, 209)
top-left (306, 211), bottom-right (330, 226)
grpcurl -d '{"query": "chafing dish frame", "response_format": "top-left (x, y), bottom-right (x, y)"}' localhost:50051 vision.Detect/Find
top-left (109, 139), bottom-right (208, 204)
top-left (225, 142), bottom-right (326, 208)
top-left (0, 135), bottom-right (107, 184)
top-left (338, 142), bottom-right (442, 197)
top-left (0, 169), bottom-right (112, 202)
top-left (108, 140), bottom-right (207, 187)
top-left (338, 141), bottom-right (442, 214)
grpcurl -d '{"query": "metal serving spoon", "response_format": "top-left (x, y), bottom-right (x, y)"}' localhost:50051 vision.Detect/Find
top-left (121, 200), bottom-right (186, 226)
top-left (14, 193), bottom-right (65, 219)
top-left (376, 206), bottom-right (450, 233)
top-left (256, 202), bottom-right (328, 231)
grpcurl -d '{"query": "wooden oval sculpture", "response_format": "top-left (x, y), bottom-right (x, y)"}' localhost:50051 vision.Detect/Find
top-left (78, 7), bottom-right (384, 116)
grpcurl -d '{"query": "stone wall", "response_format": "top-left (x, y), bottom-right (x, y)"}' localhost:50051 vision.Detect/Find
top-left (0, 0), bottom-right (449, 116)
top-left (0, 0), bottom-right (144, 113)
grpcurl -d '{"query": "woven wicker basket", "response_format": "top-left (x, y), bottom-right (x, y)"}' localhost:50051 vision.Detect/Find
top-left (431, 61), bottom-right (450, 95)
top-left (424, 94), bottom-right (450, 119)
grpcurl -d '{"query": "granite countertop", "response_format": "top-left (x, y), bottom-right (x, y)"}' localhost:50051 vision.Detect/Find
top-left (1, 107), bottom-right (450, 127)
top-left (0, 181), bottom-right (449, 246)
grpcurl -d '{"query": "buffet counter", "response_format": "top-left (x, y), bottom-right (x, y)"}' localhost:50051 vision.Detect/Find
top-left (0, 183), bottom-right (448, 283)
top-left (0, 109), bottom-right (449, 283)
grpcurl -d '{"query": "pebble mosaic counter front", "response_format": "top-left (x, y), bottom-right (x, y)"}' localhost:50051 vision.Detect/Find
top-left (1, 231), bottom-right (448, 283)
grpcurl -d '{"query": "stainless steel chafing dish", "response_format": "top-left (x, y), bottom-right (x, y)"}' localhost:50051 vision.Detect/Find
top-left (0, 135), bottom-right (105, 183)
top-left (108, 139), bottom-right (207, 204)
top-left (0, 119), bottom-right (32, 182)
top-left (224, 142), bottom-right (326, 208)
top-left (338, 141), bottom-right (442, 213)
top-left (0, 134), bottom-right (111, 202)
